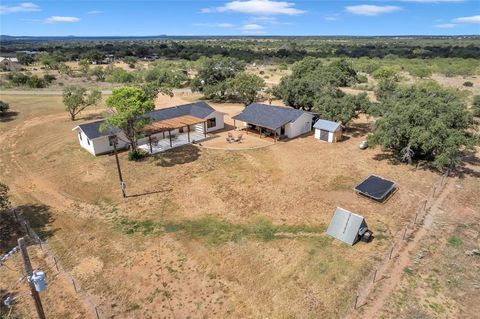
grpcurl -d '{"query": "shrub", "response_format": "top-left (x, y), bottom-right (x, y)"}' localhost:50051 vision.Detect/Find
top-left (447, 236), bottom-right (463, 248)
top-left (0, 101), bottom-right (10, 115)
top-left (463, 81), bottom-right (474, 87)
top-left (472, 95), bottom-right (480, 117)
top-left (128, 149), bottom-right (148, 161)
top-left (357, 74), bottom-right (368, 83)
top-left (26, 75), bottom-right (47, 88)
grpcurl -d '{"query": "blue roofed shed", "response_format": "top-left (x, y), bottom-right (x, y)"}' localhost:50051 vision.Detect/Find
top-left (313, 119), bottom-right (343, 143)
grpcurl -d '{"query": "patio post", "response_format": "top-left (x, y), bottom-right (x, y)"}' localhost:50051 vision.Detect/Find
top-left (148, 134), bottom-right (153, 153)
top-left (203, 121), bottom-right (207, 138)
top-left (274, 130), bottom-right (277, 143)
top-left (258, 126), bottom-right (261, 138)
top-left (168, 129), bottom-right (172, 147)
top-left (233, 119), bottom-right (236, 130)
top-left (187, 125), bottom-right (190, 143)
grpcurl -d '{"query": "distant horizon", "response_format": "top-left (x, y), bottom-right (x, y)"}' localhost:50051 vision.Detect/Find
top-left (2, 34), bottom-right (479, 39)
top-left (1, 1), bottom-right (478, 37)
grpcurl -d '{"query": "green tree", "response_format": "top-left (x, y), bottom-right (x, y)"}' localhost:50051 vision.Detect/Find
top-left (16, 53), bottom-right (35, 65)
top-left (372, 66), bottom-right (398, 81)
top-left (78, 59), bottom-right (90, 77)
top-left (0, 101), bottom-right (10, 115)
top-left (368, 84), bottom-right (477, 170)
top-left (90, 66), bottom-right (105, 81)
top-left (104, 87), bottom-right (155, 151)
top-left (63, 86), bottom-right (101, 121)
top-left (228, 72), bottom-right (265, 105)
top-left (123, 56), bottom-right (137, 69)
top-left (191, 56), bottom-right (245, 100)
top-left (313, 91), bottom-right (371, 126)
top-left (274, 57), bottom-right (358, 110)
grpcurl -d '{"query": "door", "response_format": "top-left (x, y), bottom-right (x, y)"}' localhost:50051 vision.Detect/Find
top-left (320, 129), bottom-right (329, 141)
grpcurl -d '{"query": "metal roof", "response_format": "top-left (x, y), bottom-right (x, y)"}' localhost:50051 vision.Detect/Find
top-left (76, 102), bottom-right (216, 140)
top-left (76, 120), bottom-right (121, 140)
top-left (145, 101), bottom-right (215, 122)
top-left (313, 119), bottom-right (341, 132)
top-left (231, 103), bottom-right (313, 130)
top-left (326, 207), bottom-right (367, 246)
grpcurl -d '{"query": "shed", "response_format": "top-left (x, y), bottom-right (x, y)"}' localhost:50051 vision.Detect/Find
top-left (327, 207), bottom-right (368, 246)
top-left (313, 119), bottom-right (342, 143)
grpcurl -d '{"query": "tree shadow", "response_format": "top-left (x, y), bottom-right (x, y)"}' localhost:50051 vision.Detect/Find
top-left (80, 112), bottom-right (105, 121)
top-left (16, 204), bottom-right (58, 241)
top-left (153, 144), bottom-right (202, 167)
top-left (0, 210), bottom-right (23, 253)
top-left (456, 150), bottom-right (480, 178)
top-left (346, 122), bottom-right (372, 138)
top-left (0, 111), bottom-right (19, 123)
top-left (372, 152), bottom-right (402, 166)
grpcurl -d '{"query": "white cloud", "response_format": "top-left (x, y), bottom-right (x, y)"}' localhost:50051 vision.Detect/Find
top-left (434, 23), bottom-right (457, 28)
top-left (88, 10), bottom-right (102, 15)
top-left (202, 0), bottom-right (305, 16)
top-left (45, 16), bottom-right (80, 23)
top-left (241, 23), bottom-right (265, 30)
top-left (0, 2), bottom-right (40, 14)
top-left (325, 14), bottom-right (340, 21)
top-left (194, 23), bottom-right (235, 28)
top-left (346, 5), bottom-right (401, 16)
top-left (453, 15), bottom-right (480, 24)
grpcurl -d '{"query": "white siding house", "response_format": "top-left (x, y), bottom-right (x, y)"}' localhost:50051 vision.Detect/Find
top-left (232, 103), bottom-right (314, 140)
top-left (73, 102), bottom-right (224, 156)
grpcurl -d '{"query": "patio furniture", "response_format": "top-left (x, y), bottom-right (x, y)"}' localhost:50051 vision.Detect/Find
top-left (226, 137), bottom-right (232, 143)
top-left (234, 134), bottom-right (243, 143)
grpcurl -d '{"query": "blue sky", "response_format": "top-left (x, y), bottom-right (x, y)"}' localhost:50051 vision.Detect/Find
top-left (0, 1), bottom-right (479, 36)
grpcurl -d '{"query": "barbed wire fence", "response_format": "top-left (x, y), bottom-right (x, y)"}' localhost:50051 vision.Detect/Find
top-left (347, 167), bottom-right (453, 314)
top-left (10, 209), bottom-right (104, 319)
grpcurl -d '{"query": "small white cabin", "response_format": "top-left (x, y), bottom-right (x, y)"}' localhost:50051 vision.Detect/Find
top-left (313, 119), bottom-right (342, 143)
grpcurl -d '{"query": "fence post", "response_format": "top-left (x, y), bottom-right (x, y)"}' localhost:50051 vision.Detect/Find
top-left (95, 306), bottom-right (100, 319)
top-left (389, 245), bottom-right (395, 260)
top-left (403, 226), bottom-right (408, 240)
top-left (372, 269), bottom-right (377, 283)
top-left (432, 186), bottom-right (436, 198)
top-left (354, 293), bottom-right (359, 309)
top-left (53, 257), bottom-right (59, 271)
top-left (72, 279), bottom-right (77, 292)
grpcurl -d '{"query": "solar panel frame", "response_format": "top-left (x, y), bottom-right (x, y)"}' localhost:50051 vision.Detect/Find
top-left (354, 175), bottom-right (397, 202)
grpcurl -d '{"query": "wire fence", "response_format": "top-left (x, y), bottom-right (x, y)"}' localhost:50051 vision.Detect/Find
top-left (347, 167), bottom-right (452, 314)
top-left (11, 209), bottom-right (104, 319)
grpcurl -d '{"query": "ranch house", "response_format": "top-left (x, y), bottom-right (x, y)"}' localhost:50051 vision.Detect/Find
top-left (72, 102), bottom-right (224, 156)
top-left (232, 103), bottom-right (315, 141)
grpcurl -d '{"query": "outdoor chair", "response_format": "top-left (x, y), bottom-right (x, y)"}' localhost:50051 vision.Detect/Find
top-left (235, 134), bottom-right (243, 143)
top-left (226, 137), bottom-right (232, 143)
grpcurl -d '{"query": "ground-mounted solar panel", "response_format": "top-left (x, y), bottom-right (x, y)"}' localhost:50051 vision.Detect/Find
top-left (354, 175), bottom-right (397, 202)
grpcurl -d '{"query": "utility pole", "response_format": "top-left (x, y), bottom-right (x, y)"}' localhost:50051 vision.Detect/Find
top-left (109, 135), bottom-right (127, 198)
top-left (18, 237), bottom-right (46, 319)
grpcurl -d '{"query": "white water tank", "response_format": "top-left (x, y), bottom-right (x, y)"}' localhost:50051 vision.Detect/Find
top-left (30, 271), bottom-right (47, 292)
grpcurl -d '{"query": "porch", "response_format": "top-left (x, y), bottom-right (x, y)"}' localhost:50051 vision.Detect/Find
top-left (139, 131), bottom-right (208, 154)
top-left (233, 120), bottom-right (285, 142)
top-left (140, 114), bottom-right (208, 155)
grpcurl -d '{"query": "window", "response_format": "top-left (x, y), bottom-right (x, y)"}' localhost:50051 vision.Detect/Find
top-left (87, 138), bottom-right (90, 145)
top-left (78, 132), bottom-right (82, 141)
top-left (207, 117), bottom-right (216, 128)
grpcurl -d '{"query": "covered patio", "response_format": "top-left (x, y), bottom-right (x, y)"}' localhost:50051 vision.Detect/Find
top-left (233, 121), bottom-right (284, 142)
top-left (139, 115), bottom-right (209, 154)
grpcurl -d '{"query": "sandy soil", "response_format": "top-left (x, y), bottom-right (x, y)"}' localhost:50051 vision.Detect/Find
top-left (0, 91), bottom-right (476, 318)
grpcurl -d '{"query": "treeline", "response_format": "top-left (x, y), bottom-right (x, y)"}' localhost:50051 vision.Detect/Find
top-left (2, 39), bottom-right (479, 65)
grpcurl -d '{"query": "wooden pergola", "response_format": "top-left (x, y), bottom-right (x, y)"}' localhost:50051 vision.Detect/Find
top-left (142, 115), bottom-right (207, 152)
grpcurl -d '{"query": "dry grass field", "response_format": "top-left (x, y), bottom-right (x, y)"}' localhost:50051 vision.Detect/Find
top-left (0, 91), bottom-right (477, 318)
